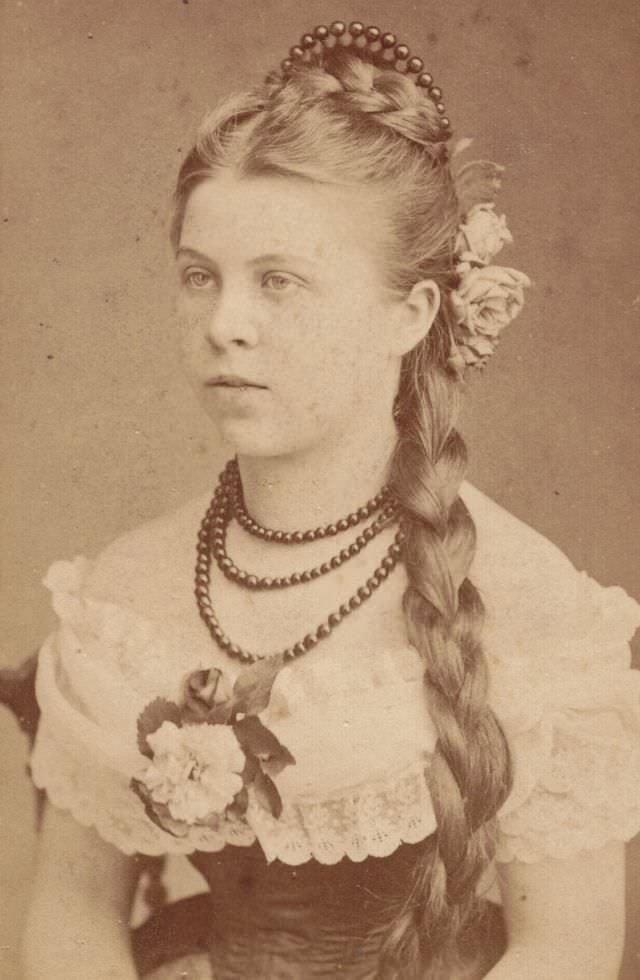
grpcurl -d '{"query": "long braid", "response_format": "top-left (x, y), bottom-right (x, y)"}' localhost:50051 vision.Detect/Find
top-left (377, 344), bottom-right (512, 977)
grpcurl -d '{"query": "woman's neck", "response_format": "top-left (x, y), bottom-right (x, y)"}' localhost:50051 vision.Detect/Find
top-left (233, 424), bottom-right (398, 533)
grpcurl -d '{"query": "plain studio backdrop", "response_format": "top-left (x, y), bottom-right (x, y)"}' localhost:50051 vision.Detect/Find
top-left (1, 1), bottom-right (638, 977)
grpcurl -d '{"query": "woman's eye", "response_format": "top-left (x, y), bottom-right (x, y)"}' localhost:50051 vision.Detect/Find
top-left (183, 269), bottom-right (214, 289)
top-left (262, 272), bottom-right (299, 293)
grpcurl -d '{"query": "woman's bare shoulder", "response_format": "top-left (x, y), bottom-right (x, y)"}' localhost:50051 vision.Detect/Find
top-left (460, 480), bottom-right (577, 588)
top-left (82, 490), bottom-right (212, 616)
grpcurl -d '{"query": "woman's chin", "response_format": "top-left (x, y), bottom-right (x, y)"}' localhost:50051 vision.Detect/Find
top-left (203, 414), bottom-right (294, 458)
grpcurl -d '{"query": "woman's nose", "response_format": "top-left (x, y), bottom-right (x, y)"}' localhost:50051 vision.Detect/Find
top-left (205, 290), bottom-right (259, 350)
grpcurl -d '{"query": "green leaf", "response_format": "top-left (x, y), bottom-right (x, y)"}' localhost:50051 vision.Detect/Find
top-left (232, 715), bottom-right (292, 761)
top-left (227, 785), bottom-right (249, 819)
top-left (231, 655), bottom-right (285, 716)
top-left (136, 698), bottom-right (182, 759)
top-left (129, 777), bottom-right (188, 838)
top-left (207, 701), bottom-right (234, 725)
top-left (252, 768), bottom-right (283, 819)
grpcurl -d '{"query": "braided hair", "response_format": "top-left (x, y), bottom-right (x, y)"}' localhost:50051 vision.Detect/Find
top-left (170, 46), bottom-right (513, 978)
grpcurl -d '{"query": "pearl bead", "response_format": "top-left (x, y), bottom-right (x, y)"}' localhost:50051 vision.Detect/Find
top-left (281, 59), bottom-right (293, 72)
top-left (320, 562), bottom-right (332, 574)
top-left (430, 85), bottom-right (442, 100)
top-left (283, 648), bottom-right (296, 661)
top-left (310, 568), bottom-right (322, 579)
top-left (236, 570), bottom-right (247, 584)
top-left (365, 26), bottom-right (381, 42)
top-left (293, 642), bottom-right (306, 657)
top-left (326, 524), bottom-right (338, 536)
top-left (349, 595), bottom-right (362, 610)
top-left (381, 32), bottom-right (397, 48)
top-left (330, 21), bottom-right (346, 36)
top-left (303, 634), bottom-right (317, 650)
top-left (246, 575), bottom-right (258, 589)
top-left (337, 518), bottom-right (350, 532)
top-left (303, 530), bottom-right (316, 542)
top-left (290, 45), bottom-right (305, 60)
top-left (301, 33), bottom-right (315, 49)
top-left (293, 531), bottom-right (305, 543)
top-left (358, 586), bottom-right (371, 600)
top-left (328, 612), bottom-right (341, 627)
top-left (340, 548), bottom-right (351, 561)
top-left (349, 21), bottom-right (365, 37)
top-left (313, 25), bottom-right (329, 41)
top-left (435, 102), bottom-right (446, 114)
top-left (417, 72), bottom-right (433, 88)
top-left (440, 117), bottom-right (451, 130)
top-left (395, 44), bottom-right (410, 60)
top-left (407, 57), bottom-right (423, 73)
top-left (348, 543), bottom-right (360, 557)
top-left (301, 570), bottom-right (313, 583)
top-left (290, 572), bottom-right (302, 585)
top-left (220, 557), bottom-right (233, 570)
top-left (330, 556), bottom-right (342, 569)
top-left (317, 623), bottom-right (331, 638)
top-left (339, 603), bottom-right (351, 617)
top-left (262, 577), bottom-right (274, 588)
top-left (348, 513), bottom-right (360, 527)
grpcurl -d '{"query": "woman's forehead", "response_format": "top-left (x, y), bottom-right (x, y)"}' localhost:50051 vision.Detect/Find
top-left (179, 174), bottom-right (388, 270)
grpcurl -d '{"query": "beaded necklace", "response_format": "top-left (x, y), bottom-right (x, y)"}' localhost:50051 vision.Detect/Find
top-left (194, 459), bottom-right (405, 664)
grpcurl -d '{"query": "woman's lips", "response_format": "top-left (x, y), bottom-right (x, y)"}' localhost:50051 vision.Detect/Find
top-left (206, 375), bottom-right (267, 389)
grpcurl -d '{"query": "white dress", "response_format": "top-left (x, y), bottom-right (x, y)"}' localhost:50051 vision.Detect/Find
top-left (28, 482), bottom-right (640, 978)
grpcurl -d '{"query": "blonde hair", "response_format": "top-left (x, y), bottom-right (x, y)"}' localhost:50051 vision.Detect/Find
top-left (171, 47), bottom-right (512, 978)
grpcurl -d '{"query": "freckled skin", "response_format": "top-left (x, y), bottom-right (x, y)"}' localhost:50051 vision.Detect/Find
top-left (173, 175), bottom-right (405, 461)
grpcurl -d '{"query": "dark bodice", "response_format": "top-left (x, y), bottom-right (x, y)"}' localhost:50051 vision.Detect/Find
top-left (188, 840), bottom-right (505, 980)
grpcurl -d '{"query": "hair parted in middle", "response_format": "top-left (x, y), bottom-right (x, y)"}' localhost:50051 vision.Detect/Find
top-left (170, 36), bottom-right (514, 979)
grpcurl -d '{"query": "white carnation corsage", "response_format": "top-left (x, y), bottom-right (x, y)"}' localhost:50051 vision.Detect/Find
top-left (131, 657), bottom-right (295, 838)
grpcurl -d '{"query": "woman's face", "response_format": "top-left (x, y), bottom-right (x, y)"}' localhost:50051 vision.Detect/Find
top-left (174, 174), bottom-right (411, 458)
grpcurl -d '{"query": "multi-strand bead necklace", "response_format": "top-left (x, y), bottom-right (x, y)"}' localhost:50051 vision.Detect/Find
top-left (194, 458), bottom-right (405, 664)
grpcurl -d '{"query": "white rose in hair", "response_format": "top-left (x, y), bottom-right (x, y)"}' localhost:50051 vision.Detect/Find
top-left (451, 264), bottom-right (531, 341)
top-left (140, 721), bottom-right (245, 823)
top-left (455, 203), bottom-right (513, 266)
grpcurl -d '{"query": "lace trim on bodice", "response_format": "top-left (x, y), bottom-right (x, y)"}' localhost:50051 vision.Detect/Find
top-left (30, 534), bottom-right (640, 866)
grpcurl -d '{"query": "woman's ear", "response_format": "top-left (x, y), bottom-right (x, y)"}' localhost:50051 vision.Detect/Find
top-left (389, 279), bottom-right (441, 356)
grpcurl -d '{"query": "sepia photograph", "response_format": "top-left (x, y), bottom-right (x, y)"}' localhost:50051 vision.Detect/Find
top-left (1, 2), bottom-right (639, 977)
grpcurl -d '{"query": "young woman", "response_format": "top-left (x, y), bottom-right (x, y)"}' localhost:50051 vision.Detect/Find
top-left (22, 21), bottom-right (640, 980)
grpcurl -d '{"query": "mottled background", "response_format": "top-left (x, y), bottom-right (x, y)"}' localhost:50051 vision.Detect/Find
top-left (1, 0), bottom-right (639, 977)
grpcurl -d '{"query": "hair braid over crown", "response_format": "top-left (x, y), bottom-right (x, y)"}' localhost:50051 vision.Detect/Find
top-left (170, 44), bottom-right (513, 978)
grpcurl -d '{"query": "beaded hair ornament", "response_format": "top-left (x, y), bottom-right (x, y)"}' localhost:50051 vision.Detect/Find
top-left (276, 21), bottom-right (531, 376)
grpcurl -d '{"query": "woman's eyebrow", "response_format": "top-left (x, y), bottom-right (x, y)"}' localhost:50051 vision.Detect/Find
top-left (248, 252), bottom-right (317, 270)
top-left (175, 246), bottom-right (317, 270)
top-left (175, 246), bottom-right (214, 263)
